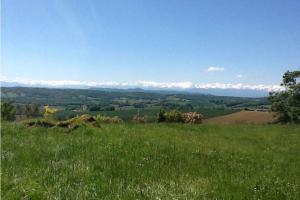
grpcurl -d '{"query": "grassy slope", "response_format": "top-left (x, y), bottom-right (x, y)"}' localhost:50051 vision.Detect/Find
top-left (1, 123), bottom-right (300, 199)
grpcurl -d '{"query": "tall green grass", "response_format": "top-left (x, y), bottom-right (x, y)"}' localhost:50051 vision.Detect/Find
top-left (1, 122), bottom-right (299, 199)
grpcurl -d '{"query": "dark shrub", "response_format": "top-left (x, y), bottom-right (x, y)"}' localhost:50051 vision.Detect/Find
top-left (1, 101), bottom-right (16, 121)
top-left (157, 109), bottom-right (166, 122)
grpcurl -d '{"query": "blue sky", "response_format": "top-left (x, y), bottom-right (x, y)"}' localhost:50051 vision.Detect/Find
top-left (1, 0), bottom-right (300, 88)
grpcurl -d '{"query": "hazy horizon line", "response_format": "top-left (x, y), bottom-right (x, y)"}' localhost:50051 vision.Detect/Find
top-left (0, 77), bottom-right (284, 92)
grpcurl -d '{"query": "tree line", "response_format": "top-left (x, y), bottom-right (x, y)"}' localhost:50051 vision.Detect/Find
top-left (1, 103), bottom-right (40, 121)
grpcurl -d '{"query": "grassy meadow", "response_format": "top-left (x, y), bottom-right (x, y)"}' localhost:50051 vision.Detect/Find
top-left (1, 122), bottom-right (299, 199)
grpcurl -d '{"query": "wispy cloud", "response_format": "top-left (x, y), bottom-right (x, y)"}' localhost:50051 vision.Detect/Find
top-left (207, 66), bottom-right (224, 72)
top-left (194, 83), bottom-right (283, 92)
top-left (1, 77), bottom-right (284, 92)
top-left (236, 74), bottom-right (243, 78)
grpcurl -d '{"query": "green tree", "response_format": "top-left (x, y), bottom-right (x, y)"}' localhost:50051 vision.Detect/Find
top-left (269, 69), bottom-right (300, 123)
top-left (157, 109), bottom-right (166, 122)
top-left (1, 101), bottom-right (16, 121)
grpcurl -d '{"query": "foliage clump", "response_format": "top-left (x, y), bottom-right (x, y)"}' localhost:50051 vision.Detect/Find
top-left (25, 114), bottom-right (101, 131)
top-left (44, 106), bottom-right (58, 120)
top-left (157, 109), bottom-right (203, 124)
top-left (56, 114), bottom-right (101, 129)
top-left (95, 115), bottom-right (123, 123)
top-left (165, 110), bottom-right (183, 122)
top-left (182, 112), bottom-right (203, 124)
top-left (1, 101), bottom-right (16, 121)
top-left (157, 109), bottom-right (166, 122)
top-left (269, 69), bottom-right (300, 123)
top-left (25, 119), bottom-right (56, 128)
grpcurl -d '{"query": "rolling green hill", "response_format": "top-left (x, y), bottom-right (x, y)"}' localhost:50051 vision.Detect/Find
top-left (1, 87), bottom-right (269, 110)
top-left (1, 87), bottom-right (268, 121)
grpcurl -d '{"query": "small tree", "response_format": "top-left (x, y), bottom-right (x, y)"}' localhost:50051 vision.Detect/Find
top-left (157, 109), bottom-right (166, 122)
top-left (269, 69), bottom-right (300, 123)
top-left (44, 106), bottom-right (58, 120)
top-left (1, 101), bottom-right (16, 121)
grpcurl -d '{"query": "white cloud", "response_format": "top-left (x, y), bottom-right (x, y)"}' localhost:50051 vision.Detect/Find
top-left (236, 74), bottom-right (243, 78)
top-left (0, 77), bottom-right (284, 92)
top-left (207, 66), bottom-right (224, 72)
top-left (137, 81), bottom-right (193, 89)
top-left (194, 83), bottom-right (283, 92)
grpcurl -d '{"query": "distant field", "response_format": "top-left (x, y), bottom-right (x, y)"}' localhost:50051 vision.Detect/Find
top-left (204, 111), bottom-right (276, 124)
top-left (2, 122), bottom-right (299, 199)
